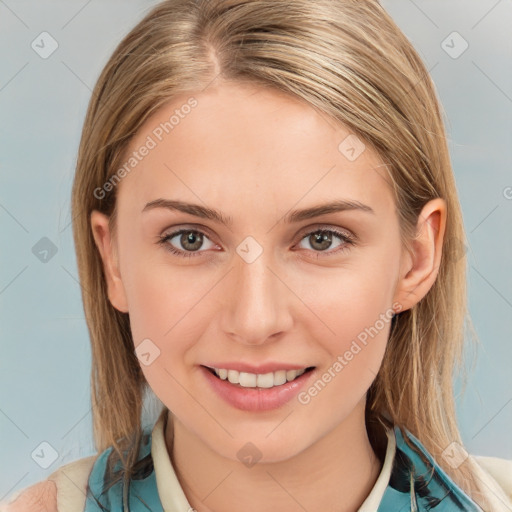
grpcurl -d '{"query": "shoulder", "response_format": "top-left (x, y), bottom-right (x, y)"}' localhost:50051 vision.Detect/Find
top-left (0, 480), bottom-right (57, 512)
top-left (473, 454), bottom-right (512, 500)
top-left (0, 455), bottom-right (97, 512)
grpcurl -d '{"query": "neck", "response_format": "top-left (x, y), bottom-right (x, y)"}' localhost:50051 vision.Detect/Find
top-left (166, 398), bottom-right (384, 512)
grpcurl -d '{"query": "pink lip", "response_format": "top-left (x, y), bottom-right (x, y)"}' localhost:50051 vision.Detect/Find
top-left (203, 362), bottom-right (312, 374)
top-left (200, 365), bottom-right (316, 411)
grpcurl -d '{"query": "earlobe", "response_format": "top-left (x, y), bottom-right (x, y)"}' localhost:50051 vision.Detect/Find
top-left (90, 210), bottom-right (129, 313)
top-left (393, 198), bottom-right (447, 312)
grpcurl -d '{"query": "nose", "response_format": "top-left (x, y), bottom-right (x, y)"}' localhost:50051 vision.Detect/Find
top-left (219, 248), bottom-right (294, 346)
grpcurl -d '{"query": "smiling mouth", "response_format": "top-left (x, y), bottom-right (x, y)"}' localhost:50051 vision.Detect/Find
top-left (202, 365), bottom-right (316, 388)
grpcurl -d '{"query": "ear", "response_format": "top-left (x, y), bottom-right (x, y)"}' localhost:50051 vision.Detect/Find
top-left (90, 210), bottom-right (129, 313)
top-left (392, 198), bottom-right (447, 313)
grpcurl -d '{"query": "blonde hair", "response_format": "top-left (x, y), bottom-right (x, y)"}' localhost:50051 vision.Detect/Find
top-left (71, 0), bottom-right (508, 508)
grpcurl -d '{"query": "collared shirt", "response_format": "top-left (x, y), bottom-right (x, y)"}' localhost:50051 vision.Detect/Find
top-left (83, 408), bottom-right (488, 511)
top-left (3, 407), bottom-right (511, 511)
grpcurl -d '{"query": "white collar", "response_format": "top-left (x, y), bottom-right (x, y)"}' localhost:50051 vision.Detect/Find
top-left (150, 408), bottom-right (396, 511)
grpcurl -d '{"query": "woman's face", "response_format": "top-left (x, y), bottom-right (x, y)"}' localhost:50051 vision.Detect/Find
top-left (92, 81), bottom-right (419, 462)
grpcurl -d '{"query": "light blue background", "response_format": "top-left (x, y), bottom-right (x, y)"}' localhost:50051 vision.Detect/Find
top-left (1, 0), bottom-right (511, 500)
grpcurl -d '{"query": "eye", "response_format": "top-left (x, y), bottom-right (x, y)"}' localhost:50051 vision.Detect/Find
top-left (157, 226), bottom-right (356, 259)
top-left (295, 228), bottom-right (355, 256)
top-left (157, 228), bottom-right (217, 258)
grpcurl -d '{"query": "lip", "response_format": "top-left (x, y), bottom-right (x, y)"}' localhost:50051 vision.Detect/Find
top-left (202, 362), bottom-right (311, 374)
top-left (200, 365), bottom-right (316, 412)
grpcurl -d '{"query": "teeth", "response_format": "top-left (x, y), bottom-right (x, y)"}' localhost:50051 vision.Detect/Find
top-left (212, 367), bottom-right (307, 388)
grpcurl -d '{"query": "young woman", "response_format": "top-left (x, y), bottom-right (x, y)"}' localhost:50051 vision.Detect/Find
top-left (3, 0), bottom-right (511, 511)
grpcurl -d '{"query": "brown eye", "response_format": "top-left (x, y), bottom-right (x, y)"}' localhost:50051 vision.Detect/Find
top-left (308, 231), bottom-right (334, 251)
top-left (297, 228), bottom-right (355, 256)
top-left (158, 229), bottom-right (216, 258)
top-left (178, 231), bottom-right (204, 251)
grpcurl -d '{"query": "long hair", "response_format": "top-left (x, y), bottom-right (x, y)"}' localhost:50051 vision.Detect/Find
top-left (71, 0), bottom-right (509, 508)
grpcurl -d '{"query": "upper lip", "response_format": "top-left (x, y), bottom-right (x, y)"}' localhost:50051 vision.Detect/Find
top-left (202, 362), bottom-right (314, 374)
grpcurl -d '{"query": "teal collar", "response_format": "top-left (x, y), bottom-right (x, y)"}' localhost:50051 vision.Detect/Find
top-left (85, 424), bottom-right (483, 511)
top-left (379, 427), bottom-right (483, 511)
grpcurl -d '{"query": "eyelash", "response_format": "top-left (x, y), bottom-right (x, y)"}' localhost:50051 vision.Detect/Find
top-left (157, 227), bottom-right (356, 259)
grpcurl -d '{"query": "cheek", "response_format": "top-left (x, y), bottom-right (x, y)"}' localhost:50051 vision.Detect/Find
top-left (122, 249), bottom-right (208, 340)
top-left (298, 281), bottom-right (392, 414)
top-left (295, 255), bottom-right (396, 392)
top-left (300, 263), bottom-right (395, 341)
top-left (122, 260), bottom-right (213, 392)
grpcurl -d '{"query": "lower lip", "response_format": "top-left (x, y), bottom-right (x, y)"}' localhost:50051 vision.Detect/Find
top-left (200, 365), bottom-right (316, 412)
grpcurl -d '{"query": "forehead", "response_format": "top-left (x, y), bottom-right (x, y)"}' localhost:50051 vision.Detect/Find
top-left (115, 81), bottom-right (394, 220)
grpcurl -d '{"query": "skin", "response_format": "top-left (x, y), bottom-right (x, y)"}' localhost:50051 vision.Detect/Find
top-left (3, 480), bottom-right (57, 511)
top-left (91, 81), bottom-right (446, 512)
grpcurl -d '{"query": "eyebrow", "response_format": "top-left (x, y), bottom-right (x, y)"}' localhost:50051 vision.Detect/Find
top-left (142, 198), bottom-right (375, 227)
